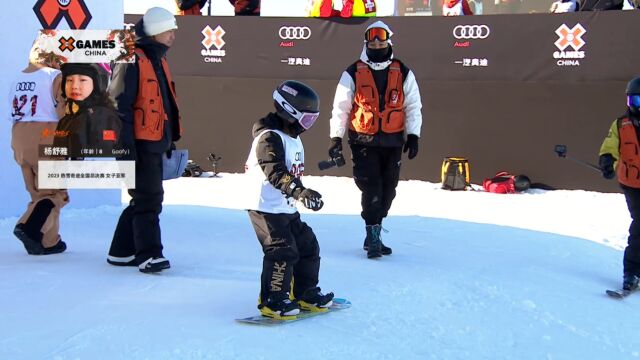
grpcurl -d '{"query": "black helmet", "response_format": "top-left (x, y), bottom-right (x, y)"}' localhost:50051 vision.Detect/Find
top-left (626, 77), bottom-right (640, 115)
top-left (626, 77), bottom-right (640, 95)
top-left (273, 80), bottom-right (320, 130)
top-left (514, 175), bottom-right (531, 192)
top-left (60, 63), bottom-right (104, 99)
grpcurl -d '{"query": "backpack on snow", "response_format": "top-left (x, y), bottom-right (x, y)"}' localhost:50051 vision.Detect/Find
top-left (482, 172), bottom-right (531, 194)
top-left (482, 172), bottom-right (516, 194)
top-left (441, 157), bottom-right (471, 190)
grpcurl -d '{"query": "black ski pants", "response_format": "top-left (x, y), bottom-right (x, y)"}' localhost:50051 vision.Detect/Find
top-left (622, 184), bottom-right (640, 276)
top-left (350, 145), bottom-right (402, 226)
top-left (248, 210), bottom-right (320, 303)
top-left (109, 150), bottom-right (165, 263)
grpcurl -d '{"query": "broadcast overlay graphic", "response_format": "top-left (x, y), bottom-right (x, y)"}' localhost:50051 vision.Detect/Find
top-left (38, 160), bottom-right (135, 189)
top-left (36, 29), bottom-right (135, 64)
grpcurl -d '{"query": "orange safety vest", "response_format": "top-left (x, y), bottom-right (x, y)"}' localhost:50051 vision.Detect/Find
top-left (133, 48), bottom-right (181, 141)
top-left (178, 4), bottom-right (201, 15)
top-left (349, 60), bottom-right (405, 135)
top-left (617, 117), bottom-right (640, 188)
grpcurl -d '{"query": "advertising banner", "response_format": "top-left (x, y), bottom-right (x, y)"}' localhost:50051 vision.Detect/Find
top-left (134, 11), bottom-right (639, 83)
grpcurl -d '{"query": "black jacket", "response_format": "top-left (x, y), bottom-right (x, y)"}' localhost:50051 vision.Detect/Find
top-left (108, 18), bottom-right (180, 154)
top-left (53, 101), bottom-right (122, 158)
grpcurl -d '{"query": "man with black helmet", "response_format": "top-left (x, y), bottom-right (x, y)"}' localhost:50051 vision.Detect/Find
top-left (599, 76), bottom-right (640, 292)
top-left (326, 21), bottom-right (423, 259)
top-left (245, 80), bottom-right (334, 319)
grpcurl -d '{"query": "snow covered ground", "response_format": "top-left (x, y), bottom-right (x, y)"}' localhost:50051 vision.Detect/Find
top-left (1, 173), bottom-right (639, 359)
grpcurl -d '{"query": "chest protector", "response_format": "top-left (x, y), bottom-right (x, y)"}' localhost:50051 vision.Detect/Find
top-left (133, 48), bottom-right (181, 141)
top-left (349, 60), bottom-right (405, 135)
top-left (617, 117), bottom-right (640, 188)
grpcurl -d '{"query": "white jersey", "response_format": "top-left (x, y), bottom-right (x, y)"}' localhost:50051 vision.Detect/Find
top-left (245, 129), bottom-right (304, 214)
top-left (443, 1), bottom-right (465, 15)
top-left (8, 67), bottom-right (60, 123)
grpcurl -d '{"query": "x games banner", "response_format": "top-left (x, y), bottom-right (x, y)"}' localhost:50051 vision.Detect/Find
top-left (135, 11), bottom-right (639, 82)
top-left (36, 29), bottom-right (135, 64)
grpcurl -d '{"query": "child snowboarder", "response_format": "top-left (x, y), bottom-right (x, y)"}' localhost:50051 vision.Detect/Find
top-left (599, 76), bottom-right (640, 292)
top-left (53, 63), bottom-right (121, 158)
top-left (245, 80), bottom-right (334, 319)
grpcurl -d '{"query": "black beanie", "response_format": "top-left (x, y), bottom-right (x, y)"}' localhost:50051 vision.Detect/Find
top-left (60, 63), bottom-right (103, 99)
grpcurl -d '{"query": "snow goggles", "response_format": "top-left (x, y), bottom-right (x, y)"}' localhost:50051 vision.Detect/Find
top-left (628, 95), bottom-right (640, 108)
top-left (365, 28), bottom-right (389, 42)
top-left (273, 90), bottom-right (320, 130)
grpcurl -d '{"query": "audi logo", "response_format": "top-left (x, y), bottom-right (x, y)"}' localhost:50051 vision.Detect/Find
top-left (16, 82), bottom-right (36, 92)
top-left (279, 26), bottom-right (311, 40)
top-left (453, 25), bottom-right (490, 39)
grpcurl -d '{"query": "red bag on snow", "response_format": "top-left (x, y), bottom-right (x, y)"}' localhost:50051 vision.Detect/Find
top-left (483, 172), bottom-right (517, 194)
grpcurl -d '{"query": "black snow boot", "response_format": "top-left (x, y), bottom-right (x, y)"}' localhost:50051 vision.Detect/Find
top-left (363, 226), bottom-right (392, 256)
top-left (42, 240), bottom-right (67, 255)
top-left (623, 274), bottom-right (640, 291)
top-left (298, 287), bottom-right (334, 311)
top-left (138, 257), bottom-right (171, 273)
top-left (366, 225), bottom-right (382, 259)
top-left (13, 199), bottom-right (55, 255)
top-left (259, 293), bottom-right (300, 318)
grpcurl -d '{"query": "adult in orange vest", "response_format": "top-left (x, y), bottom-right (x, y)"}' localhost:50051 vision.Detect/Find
top-left (599, 76), bottom-right (640, 292)
top-left (107, 7), bottom-right (182, 274)
top-left (175, 0), bottom-right (208, 15)
top-left (326, 21), bottom-right (423, 259)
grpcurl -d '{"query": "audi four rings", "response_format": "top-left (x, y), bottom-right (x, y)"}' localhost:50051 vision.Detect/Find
top-left (452, 25), bottom-right (490, 39)
top-left (279, 26), bottom-right (311, 40)
top-left (16, 82), bottom-right (36, 91)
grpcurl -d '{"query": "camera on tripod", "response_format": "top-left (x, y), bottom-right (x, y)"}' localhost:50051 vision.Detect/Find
top-left (318, 155), bottom-right (346, 170)
top-left (207, 152), bottom-right (222, 177)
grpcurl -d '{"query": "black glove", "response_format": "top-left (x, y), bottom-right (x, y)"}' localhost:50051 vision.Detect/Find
top-left (403, 134), bottom-right (419, 160)
top-left (599, 154), bottom-right (615, 180)
top-left (166, 142), bottom-right (176, 159)
top-left (328, 137), bottom-right (343, 158)
top-left (293, 188), bottom-right (324, 211)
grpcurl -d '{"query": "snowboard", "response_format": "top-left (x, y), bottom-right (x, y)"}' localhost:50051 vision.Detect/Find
top-left (236, 298), bottom-right (351, 326)
top-left (606, 288), bottom-right (639, 299)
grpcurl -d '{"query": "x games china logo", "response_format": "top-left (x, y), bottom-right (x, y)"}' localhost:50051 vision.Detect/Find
top-left (553, 23), bottom-right (586, 67)
top-left (201, 25), bottom-right (226, 63)
top-left (37, 29), bottom-right (133, 63)
top-left (33, 0), bottom-right (92, 29)
top-left (59, 37), bottom-right (75, 51)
